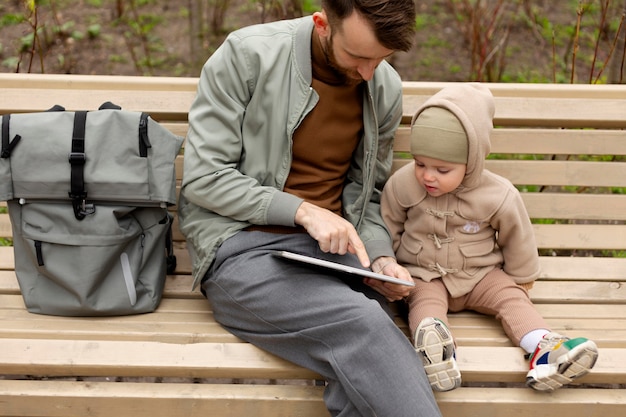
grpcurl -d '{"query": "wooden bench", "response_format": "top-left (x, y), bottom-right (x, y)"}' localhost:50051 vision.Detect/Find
top-left (1, 73), bottom-right (625, 416)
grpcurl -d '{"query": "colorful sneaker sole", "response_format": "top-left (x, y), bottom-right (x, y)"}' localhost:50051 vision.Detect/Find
top-left (526, 338), bottom-right (599, 391)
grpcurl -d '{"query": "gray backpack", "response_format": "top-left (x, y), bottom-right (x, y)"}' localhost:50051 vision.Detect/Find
top-left (0, 103), bottom-right (184, 316)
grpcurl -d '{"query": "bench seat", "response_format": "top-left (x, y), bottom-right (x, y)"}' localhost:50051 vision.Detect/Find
top-left (1, 73), bottom-right (625, 417)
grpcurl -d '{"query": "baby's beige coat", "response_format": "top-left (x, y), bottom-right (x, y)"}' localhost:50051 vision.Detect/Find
top-left (381, 84), bottom-right (540, 298)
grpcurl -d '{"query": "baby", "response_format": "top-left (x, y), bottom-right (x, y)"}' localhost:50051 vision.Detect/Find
top-left (381, 83), bottom-right (598, 392)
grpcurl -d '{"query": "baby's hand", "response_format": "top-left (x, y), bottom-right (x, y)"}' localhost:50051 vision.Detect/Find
top-left (365, 258), bottom-right (414, 301)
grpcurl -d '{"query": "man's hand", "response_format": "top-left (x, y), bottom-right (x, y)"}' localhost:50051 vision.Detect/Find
top-left (365, 257), bottom-right (414, 301)
top-left (295, 201), bottom-right (370, 268)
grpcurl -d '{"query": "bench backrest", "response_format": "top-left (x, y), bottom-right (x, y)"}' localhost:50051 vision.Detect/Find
top-left (1, 74), bottom-right (626, 271)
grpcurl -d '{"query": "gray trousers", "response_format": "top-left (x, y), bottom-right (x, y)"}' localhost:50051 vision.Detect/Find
top-left (202, 231), bottom-right (442, 417)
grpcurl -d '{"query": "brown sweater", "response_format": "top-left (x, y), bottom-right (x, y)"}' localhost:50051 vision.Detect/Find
top-left (283, 30), bottom-right (364, 215)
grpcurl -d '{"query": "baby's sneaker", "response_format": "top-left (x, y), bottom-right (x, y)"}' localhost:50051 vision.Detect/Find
top-left (526, 332), bottom-right (599, 391)
top-left (414, 317), bottom-right (461, 392)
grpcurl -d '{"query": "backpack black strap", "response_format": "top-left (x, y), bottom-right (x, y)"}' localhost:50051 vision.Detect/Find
top-left (98, 101), bottom-right (122, 110)
top-left (139, 112), bottom-right (151, 157)
top-left (1, 114), bottom-right (21, 159)
top-left (68, 111), bottom-right (94, 220)
top-left (164, 213), bottom-right (177, 274)
top-left (47, 105), bottom-right (66, 112)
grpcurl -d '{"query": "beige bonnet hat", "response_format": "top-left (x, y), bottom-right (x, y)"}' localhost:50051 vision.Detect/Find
top-left (410, 106), bottom-right (468, 164)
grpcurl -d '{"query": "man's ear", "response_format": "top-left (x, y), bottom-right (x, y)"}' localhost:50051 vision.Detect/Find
top-left (312, 11), bottom-right (330, 36)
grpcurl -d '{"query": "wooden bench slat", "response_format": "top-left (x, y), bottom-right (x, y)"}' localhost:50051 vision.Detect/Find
top-left (390, 158), bottom-right (626, 188)
top-left (530, 280), bottom-right (626, 304)
top-left (333, 127), bottom-right (626, 156)
top-left (454, 330), bottom-right (626, 349)
top-left (487, 160), bottom-right (626, 188)
top-left (1, 338), bottom-right (623, 384)
top-left (4, 76), bottom-right (623, 97)
top-left (532, 224), bottom-right (626, 250)
top-left (436, 387), bottom-right (626, 417)
top-left (2, 316), bottom-right (624, 348)
top-left (1, 300), bottom-right (624, 345)
top-left (0, 338), bottom-right (320, 380)
top-left (402, 96), bottom-right (626, 128)
top-left (0, 73), bottom-right (199, 90)
top-left (392, 159), bottom-right (626, 188)
top-left (489, 129), bottom-right (626, 156)
top-left (161, 122), bottom-right (189, 137)
top-left (0, 380), bottom-right (329, 417)
top-left (2, 380), bottom-right (625, 417)
top-left (521, 193), bottom-right (626, 221)
top-left (538, 256), bottom-right (626, 280)
top-left (0, 88), bottom-right (193, 121)
top-left (173, 125), bottom-right (626, 156)
top-left (454, 346), bottom-right (626, 384)
top-left (1, 293), bottom-right (624, 348)
top-left (401, 81), bottom-right (626, 99)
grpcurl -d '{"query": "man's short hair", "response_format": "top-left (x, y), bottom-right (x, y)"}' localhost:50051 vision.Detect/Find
top-left (322, 0), bottom-right (417, 52)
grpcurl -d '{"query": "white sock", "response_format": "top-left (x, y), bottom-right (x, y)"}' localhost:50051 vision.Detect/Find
top-left (520, 329), bottom-right (550, 354)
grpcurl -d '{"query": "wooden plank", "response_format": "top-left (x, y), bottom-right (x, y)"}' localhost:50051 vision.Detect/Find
top-left (402, 95), bottom-right (626, 128)
top-left (400, 82), bottom-right (626, 129)
top-left (1, 338), bottom-right (623, 384)
top-left (0, 313), bottom-right (241, 345)
top-left (0, 338), bottom-right (321, 380)
top-left (532, 224), bottom-right (626, 250)
top-left (1, 380), bottom-right (625, 417)
top-left (0, 380), bottom-right (329, 417)
top-left (521, 193), bottom-right (626, 221)
top-left (391, 156), bottom-right (626, 189)
top-left (436, 387), bottom-right (626, 417)
top-left (161, 122), bottom-right (188, 138)
top-left (0, 88), bottom-right (193, 121)
top-left (4, 75), bottom-right (626, 99)
top-left (453, 346), bottom-right (626, 384)
top-left (490, 128), bottom-right (626, 156)
top-left (390, 158), bottom-right (626, 188)
top-left (0, 73), bottom-right (199, 91)
top-left (401, 81), bottom-right (626, 99)
top-left (454, 329), bottom-right (626, 349)
top-left (538, 256), bottom-right (626, 280)
top-left (169, 121), bottom-right (626, 155)
top-left (3, 73), bottom-right (626, 129)
top-left (488, 160), bottom-right (626, 187)
top-left (2, 313), bottom-right (624, 348)
top-left (394, 127), bottom-right (626, 156)
top-left (530, 280), bottom-right (626, 304)
top-left (1, 295), bottom-right (623, 346)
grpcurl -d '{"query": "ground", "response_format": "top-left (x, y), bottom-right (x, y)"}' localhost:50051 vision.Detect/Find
top-left (0, 0), bottom-right (624, 83)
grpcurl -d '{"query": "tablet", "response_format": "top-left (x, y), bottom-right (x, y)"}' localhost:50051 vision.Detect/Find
top-left (272, 250), bottom-right (415, 287)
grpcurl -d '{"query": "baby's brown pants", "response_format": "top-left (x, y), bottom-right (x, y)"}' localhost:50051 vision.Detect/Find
top-left (406, 268), bottom-right (549, 346)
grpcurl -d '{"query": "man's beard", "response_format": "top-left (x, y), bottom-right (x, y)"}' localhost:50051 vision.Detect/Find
top-left (321, 33), bottom-right (364, 85)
